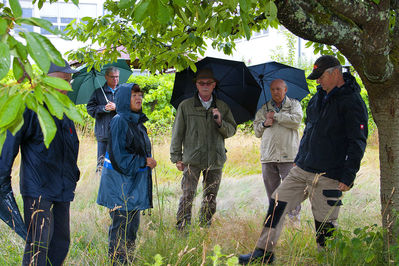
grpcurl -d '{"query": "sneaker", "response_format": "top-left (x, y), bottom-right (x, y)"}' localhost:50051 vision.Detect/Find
top-left (238, 248), bottom-right (275, 265)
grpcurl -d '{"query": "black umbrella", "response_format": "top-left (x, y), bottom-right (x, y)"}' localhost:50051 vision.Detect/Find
top-left (248, 61), bottom-right (309, 110)
top-left (0, 176), bottom-right (27, 239)
top-left (171, 57), bottom-right (262, 124)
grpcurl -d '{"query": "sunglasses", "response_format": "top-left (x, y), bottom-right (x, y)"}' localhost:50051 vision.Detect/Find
top-left (196, 81), bottom-right (215, 86)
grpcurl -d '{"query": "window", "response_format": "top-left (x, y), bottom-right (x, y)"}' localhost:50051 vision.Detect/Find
top-left (14, 8), bottom-right (34, 33)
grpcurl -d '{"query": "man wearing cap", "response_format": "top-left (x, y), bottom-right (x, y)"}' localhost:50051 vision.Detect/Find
top-left (238, 55), bottom-right (368, 264)
top-left (0, 60), bottom-right (80, 265)
top-left (87, 66), bottom-right (120, 172)
top-left (170, 68), bottom-right (237, 230)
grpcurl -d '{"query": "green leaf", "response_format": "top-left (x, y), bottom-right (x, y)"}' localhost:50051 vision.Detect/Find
top-left (0, 42), bottom-right (11, 80)
top-left (33, 34), bottom-right (64, 66)
top-left (36, 105), bottom-right (57, 148)
top-left (17, 17), bottom-right (54, 33)
top-left (64, 104), bottom-right (84, 124)
top-left (173, 0), bottom-right (185, 7)
top-left (0, 131), bottom-right (6, 157)
top-left (71, 0), bottom-right (79, 6)
top-left (9, 0), bottom-right (22, 17)
top-left (25, 93), bottom-right (38, 110)
top-left (0, 94), bottom-right (23, 128)
top-left (7, 105), bottom-right (25, 135)
top-left (24, 32), bottom-right (51, 73)
top-left (133, 1), bottom-right (151, 22)
top-left (43, 76), bottom-right (72, 92)
top-left (0, 18), bottom-right (7, 35)
top-left (239, 0), bottom-right (249, 13)
top-left (119, 0), bottom-right (132, 9)
top-left (13, 57), bottom-right (24, 81)
top-left (44, 92), bottom-right (64, 119)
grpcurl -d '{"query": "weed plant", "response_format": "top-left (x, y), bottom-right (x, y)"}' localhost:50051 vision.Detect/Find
top-left (0, 132), bottom-right (390, 265)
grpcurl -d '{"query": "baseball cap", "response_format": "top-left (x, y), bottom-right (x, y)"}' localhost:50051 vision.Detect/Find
top-left (307, 55), bottom-right (341, 80)
top-left (48, 59), bottom-right (78, 74)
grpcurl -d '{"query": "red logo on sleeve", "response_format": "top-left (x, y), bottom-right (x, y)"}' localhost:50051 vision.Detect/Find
top-left (360, 124), bottom-right (364, 130)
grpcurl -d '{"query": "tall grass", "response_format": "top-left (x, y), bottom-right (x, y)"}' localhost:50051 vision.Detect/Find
top-left (0, 131), bottom-right (382, 265)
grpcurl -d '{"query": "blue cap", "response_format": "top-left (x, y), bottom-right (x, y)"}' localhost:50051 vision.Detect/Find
top-left (48, 59), bottom-right (78, 74)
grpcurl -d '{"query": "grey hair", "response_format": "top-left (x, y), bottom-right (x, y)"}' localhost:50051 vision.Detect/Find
top-left (325, 65), bottom-right (342, 74)
top-left (105, 66), bottom-right (120, 76)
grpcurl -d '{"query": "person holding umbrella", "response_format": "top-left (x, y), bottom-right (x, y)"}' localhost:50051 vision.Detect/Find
top-left (170, 68), bottom-right (237, 230)
top-left (0, 60), bottom-right (80, 266)
top-left (96, 83), bottom-right (156, 264)
top-left (253, 79), bottom-right (303, 223)
top-left (87, 66), bottom-right (120, 172)
top-left (239, 55), bottom-right (368, 264)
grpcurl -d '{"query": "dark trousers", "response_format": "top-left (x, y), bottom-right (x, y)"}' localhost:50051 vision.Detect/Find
top-left (97, 140), bottom-right (108, 167)
top-left (176, 166), bottom-right (222, 229)
top-left (22, 196), bottom-right (70, 266)
top-left (108, 210), bottom-right (140, 264)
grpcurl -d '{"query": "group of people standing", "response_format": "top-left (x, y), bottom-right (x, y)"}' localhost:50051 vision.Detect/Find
top-left (0, 54), bottom-right (368, 265)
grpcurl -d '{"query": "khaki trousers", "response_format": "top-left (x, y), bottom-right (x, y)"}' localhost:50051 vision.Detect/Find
top-left (256, 166), bottom-right (342, 251)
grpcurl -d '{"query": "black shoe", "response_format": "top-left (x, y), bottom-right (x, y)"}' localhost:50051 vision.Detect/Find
top-left (238, 248), bottom-right (275, 265)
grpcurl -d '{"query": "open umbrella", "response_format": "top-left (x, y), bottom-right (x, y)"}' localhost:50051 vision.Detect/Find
top-left (171, 57), bottom-right (262, 124)
top-left (248, 61), bottom-right (309, 110)
top-left (0, 177), bottom-right (26, 239)
top-left (68, 59), bottom-right (133, 104)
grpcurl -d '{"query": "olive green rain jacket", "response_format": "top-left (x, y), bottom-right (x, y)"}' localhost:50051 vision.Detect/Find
top-left (170, 94), bottom-right (237, 170)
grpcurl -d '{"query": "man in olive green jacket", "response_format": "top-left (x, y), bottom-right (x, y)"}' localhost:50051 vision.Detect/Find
top-left (170, 68), bottom-right (237, 230)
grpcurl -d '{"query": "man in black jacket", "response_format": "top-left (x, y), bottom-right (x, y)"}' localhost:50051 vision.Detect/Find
top-left (0, 60), bottom-right (80, 266)
top-left (87, 67), bottom-right (120, 172)
top-left (239, 55), bottom-right (369, 264)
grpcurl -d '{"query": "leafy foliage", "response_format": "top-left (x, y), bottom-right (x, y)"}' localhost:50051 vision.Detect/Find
top-left (0, 0), bottom-right (83, 152)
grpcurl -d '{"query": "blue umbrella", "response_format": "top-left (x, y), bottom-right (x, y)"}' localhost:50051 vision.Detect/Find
top-left (249, 61), bottom-right (309, 110)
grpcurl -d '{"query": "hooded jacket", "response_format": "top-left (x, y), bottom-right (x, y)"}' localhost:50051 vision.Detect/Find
top-left (86, 83), bottom-right (118, 141)
top-left (97, 83), bottom-right (153, 211)
top-left (170, 93), bottom-right (237, 170)
top-left (253, 97), bottom-right (302, 163)
top-left (0, 110), bottom-right (80, 202)
top-left (295, 72), bottom-right (368, 187)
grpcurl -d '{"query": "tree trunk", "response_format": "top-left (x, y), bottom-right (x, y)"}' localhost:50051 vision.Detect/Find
top-left (368, 84), bottom-right (399, 249)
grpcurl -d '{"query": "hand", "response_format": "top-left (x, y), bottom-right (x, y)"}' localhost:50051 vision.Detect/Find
top-left (105, 101), bottom-right (116, 111)
top-left (212, 108), bottom-right (222, 126)
top-left (338, 182), bottom-right (350, 191)
top-left (176, 161), bottom-right (185, 171)
top-left (146, 157), bottom-right (157, 169)
top-left (263, 118), bottom-right (273, 127)
top-left (266, 111), bottom-right (275, 119)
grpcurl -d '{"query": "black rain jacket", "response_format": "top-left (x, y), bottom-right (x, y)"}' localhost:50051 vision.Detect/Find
top-left (295, 72), bottom-right (368, 187)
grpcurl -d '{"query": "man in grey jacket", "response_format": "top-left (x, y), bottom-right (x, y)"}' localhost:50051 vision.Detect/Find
top-left (253, 79), bottom-right (303, 221)
top-left (170, 68), bottom-right (237, 230)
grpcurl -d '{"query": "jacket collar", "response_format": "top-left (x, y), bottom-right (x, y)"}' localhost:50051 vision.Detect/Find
top-left (193, 92), bottom-right (217, 108)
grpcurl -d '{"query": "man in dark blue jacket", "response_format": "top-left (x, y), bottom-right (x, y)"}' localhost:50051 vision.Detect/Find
top-left (0, 60), bottom-right (80, 266)
top-left (239, 55), bottom-right (369, 264)
top-left (87, 67), bottom-right (119, 172)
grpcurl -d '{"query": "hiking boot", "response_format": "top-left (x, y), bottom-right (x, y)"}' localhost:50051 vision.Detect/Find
top-left (238, 248), bottom-right (275, 265)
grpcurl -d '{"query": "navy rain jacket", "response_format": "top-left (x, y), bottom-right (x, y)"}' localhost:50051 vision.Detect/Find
top-left (0, 109), bottom-right (80, 202)
top-left (97, 83), bottom-right (153, 211)
top-left (86, 83), bottom-right (118, 141)
top-left (295, 72), bottom-right (368, 187)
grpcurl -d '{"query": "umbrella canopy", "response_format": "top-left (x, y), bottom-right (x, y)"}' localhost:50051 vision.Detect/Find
top-left (0, 177), bottom-right (26, 239)
top-left (249, 61), bottom-right (309, 110)
top-left (171, 57), bottom-right (262, 124)
top-left (68, 59), bottom-right (133, 105)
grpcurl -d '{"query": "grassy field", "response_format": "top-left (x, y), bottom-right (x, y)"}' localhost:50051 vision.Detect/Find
top-left (0, 132), bottom-right (382, 265)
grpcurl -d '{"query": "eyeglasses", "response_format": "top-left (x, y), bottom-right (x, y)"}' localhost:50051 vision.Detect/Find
top-left (196, 81), bottom-right (215, 86)
top-left (107, 75), bottom-right (119, 79)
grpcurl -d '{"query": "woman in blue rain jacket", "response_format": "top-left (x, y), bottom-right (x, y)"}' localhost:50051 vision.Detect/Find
top-left (97, 83), bottom-right (156, 264)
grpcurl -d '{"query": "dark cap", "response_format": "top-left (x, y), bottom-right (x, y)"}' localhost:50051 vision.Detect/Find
top-left (195, 68), bottom-right (218, 82)
top-left (307, 55), bottom-right (341, 80)
top-left (48, 59), bottom-right (78, 74)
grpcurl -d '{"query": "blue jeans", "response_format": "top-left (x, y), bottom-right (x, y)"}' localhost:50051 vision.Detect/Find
top-left (22, 197), bottom-right (70, 266)
top-left (108, 210), bottom-right (140, 264)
